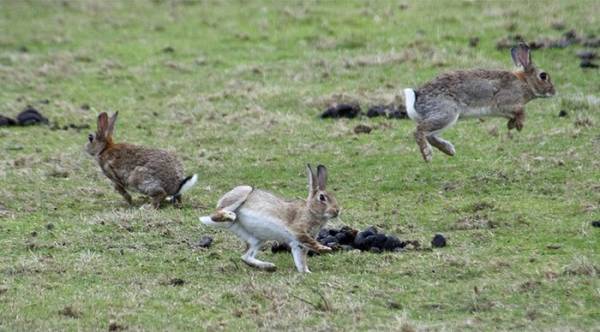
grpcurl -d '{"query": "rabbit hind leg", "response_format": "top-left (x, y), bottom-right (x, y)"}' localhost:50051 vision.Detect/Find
top-left (427, 135), bottom-right (455, 156)
top-left (128, 167), bottom-right (167, 208)
top-left (415, 111), bottom-right (459, 161)
top-left (230, 223), bottom-right (277, 271)
top-left (150, 189), bottom-right (167, 209)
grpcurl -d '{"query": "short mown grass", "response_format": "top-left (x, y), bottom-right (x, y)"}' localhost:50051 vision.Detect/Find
top-left (1, 0), bottom-right (599, 330)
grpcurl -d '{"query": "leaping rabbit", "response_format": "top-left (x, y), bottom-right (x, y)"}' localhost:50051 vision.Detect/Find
top-left (404, 43), bottom-right (555, 162)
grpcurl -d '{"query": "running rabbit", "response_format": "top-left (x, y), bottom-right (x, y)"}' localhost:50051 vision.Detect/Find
top-left (404, 43), bottom-right (555, 162)
top-left (199, 164), bottom-right (339, 273)
top-left (85, 112), bottom-right (197, 208)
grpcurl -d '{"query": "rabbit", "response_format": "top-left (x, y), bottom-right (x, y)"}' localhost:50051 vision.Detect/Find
top-left (199, 164), bottom-right (340, 273)
top-left (85, 112), bottom-right (197, 208)
top-left (403, 43), bottom-right (555, 162)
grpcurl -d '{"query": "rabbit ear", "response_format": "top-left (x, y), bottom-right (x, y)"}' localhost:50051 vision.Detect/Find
top-left (97, 112), bottom-right (109, 137)
top-left (107, 111), bottom-right (118, 137)
top-left (306, 164), bottom-right (317, 194)
top-left (316, 165), bottom-right (327, 190)
top-left (511, 43), bottom-right (532, 70)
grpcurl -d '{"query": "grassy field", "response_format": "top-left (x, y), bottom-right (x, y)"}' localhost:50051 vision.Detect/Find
top-left (1, 0), bottom-right (599, 330)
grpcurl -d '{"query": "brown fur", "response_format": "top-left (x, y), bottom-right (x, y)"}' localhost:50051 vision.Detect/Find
top-left (411, 44), bottom-right (555, 161)
top-left (85, 112), bottom-right (191, 208)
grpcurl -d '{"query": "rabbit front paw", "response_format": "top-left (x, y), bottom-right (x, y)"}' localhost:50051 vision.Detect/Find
top-left (317, 244), bottom-right (332, 253)
top-left (507, 112), bottom-right (525, 131)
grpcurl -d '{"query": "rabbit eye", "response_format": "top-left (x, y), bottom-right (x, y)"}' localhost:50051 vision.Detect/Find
top-left (319, 194), bottom-right (326, 202)
top-left (539, 72), bottom-right (548, 81)
top-left (88, 134), bottom-right (94, 142)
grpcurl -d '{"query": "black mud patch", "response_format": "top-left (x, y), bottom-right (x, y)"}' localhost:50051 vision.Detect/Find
top-left (320, 103), bottom-right (361, 119)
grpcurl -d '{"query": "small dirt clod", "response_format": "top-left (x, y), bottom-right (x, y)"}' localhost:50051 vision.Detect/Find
top-left (195, 236), bottom-right (213, 248)
top-left (108, 320), bottom-right (126, 331)
top-left (169, 278), bottom-right (185, 286)
top-left (58, 306), bottom-right (80, 318)
top-left (580, 59), bottom-right (599, 68)
top-left (354, 124), bottom-right (372, 134)
top-left (366, 104), bottom-right (408, 119)
top-left (469, 37), bottom-right (480, 47)
top-left (431, 234), bottom-right (447, 248)
top-left (17, 106), bottom-right (49, 126)
top-left (320, 103), bottom-right (361, 119)
top-left (576, 50), bottom-right (596, 60)
top-left (0, 115), bottom-right (17, 126)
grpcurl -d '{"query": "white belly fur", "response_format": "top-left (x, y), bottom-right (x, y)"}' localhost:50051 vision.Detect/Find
top-left (237, 208), bottom-right (296, 243)
top-left (460, 106), bottom-right (495, 118)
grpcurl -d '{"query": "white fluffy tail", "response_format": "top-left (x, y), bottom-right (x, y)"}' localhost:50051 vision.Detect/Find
top-left (404, 88), bottom-right (419, 121)
top-left (199, 216), bottom-right (233, 228)
top-left (176, 174), bottom-right (198, 196)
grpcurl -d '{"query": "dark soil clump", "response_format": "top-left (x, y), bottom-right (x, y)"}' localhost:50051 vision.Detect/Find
top-left (321, 103), bottom-right (361, 119)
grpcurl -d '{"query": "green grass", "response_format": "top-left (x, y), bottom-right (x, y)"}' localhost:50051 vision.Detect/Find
top-left (1, 0), bottom-right (599, 330)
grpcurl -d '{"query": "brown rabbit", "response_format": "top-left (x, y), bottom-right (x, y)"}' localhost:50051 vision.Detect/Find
top-left (85, 112), bottom-right (197, 208)
top-left (199, 164), bottom-right (340, 273)
top-left (404, 43), bottom-right (555, 162)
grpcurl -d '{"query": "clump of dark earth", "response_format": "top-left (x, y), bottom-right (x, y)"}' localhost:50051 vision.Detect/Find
top-left (550, 21), bottom-right (566, 31)
top-left (50, 123), bottom-right (91, 131)
top-left (69, 123), bottom-right (90, 130)
top-left (46, 223), bottom-right (55, 230)
top-left (431, 233), bottom-right (447, 248)
top-left (108, 320), bottom-right (126, 331)
top-left (271, 225), bottom-right (410, 254)
top-left (366, 104), bottom-right (408, 119)
top-left (334, 226), bottom-right (356, 245)
top-left (469, 37), bottom-right (480, 47)
top-left (58, 306), bottom-right (80, 318)
top-left (383, 235), bottom-right (403, 251)
top-left (17, 106), bottom-right (48, 125)
top-left (580, 59), bottom-right (599, 68)
top-left (168, 278), bottom-right (185, 286)
top-left (558, 110), bottom-right (568, 117)
top-left (162, 46), bottom-right (175, 53)
top-left (583, 37), bottom-right (600, 48)
top-left (351, 226), bottom-right (377, 250)
top-left (576, 50), bottom-right (596, 60)
top-left (48, 168), bottom-right (69, 178)
top-left (495, 34), bottom-right (525, 49)
top-left (0, 115), bottom-right (17, 126)
top-left (496, 30), bottom-right (600, 53)
top-left (194, 235), bottom-right (213, 248)
top-left (320, 103), bottom-right (361, 119)
top-left (591, 221), bottom-right (600, 228)
top-left (354, 124), bottom-right (372, 134)
top-left (80, 103), bottom-right (90, 110)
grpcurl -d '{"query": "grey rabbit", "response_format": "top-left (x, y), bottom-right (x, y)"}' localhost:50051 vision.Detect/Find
top-left (404, 43), bottom-right (555, 162)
